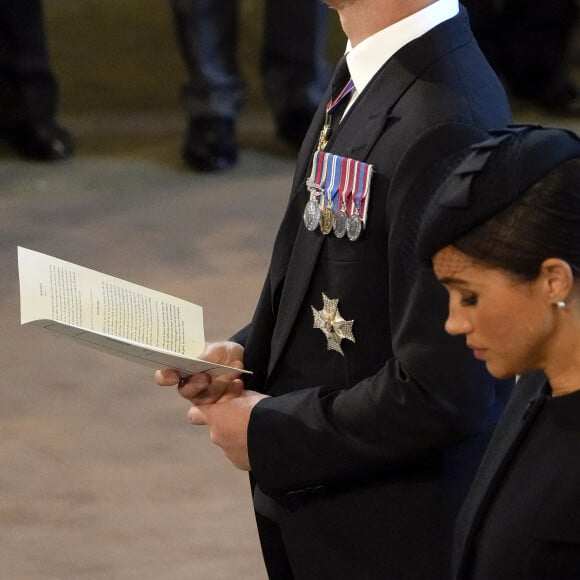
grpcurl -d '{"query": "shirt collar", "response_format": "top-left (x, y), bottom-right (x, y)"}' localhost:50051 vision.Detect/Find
top-left (345, 0), bottom-right (459, 96)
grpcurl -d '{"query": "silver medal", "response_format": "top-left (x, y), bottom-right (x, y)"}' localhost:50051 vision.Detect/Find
top-left (346, 213), bottom-right (362, 241)
top-left (303, 200), bottom-right (322, 231)
top-left (333, 210), bottom-right (347, 238)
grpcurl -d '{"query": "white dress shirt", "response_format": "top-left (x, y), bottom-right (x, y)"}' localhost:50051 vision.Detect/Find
top-left (343, 0), bottom-right (459, 114)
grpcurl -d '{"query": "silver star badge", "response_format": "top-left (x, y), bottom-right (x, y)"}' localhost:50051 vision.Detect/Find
top-left (311, 293), bottom-right (355, 356)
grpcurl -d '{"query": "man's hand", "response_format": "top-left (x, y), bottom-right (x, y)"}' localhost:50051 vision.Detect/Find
top-left (188, 390), bottom-right (269, 470)
top-left (154, 341), bottom-right (244, 404)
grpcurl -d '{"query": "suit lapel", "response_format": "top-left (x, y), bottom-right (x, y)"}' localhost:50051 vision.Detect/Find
top-left (265, 101), bottom-right (328, 292)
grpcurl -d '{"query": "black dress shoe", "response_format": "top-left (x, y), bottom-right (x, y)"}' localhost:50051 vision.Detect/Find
top-left (0, 121), bottom-right (74, 161)
top-left (183, 115), bottom-right (238, 171)
top-left (275, 107), bottom-right (316, 149)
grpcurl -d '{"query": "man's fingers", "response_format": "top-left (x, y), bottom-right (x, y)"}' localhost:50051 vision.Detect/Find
top-left (187, 404), bottom-right (210, 425)
top-left (154, 369), bottom-right (181, 386)
top-left (178, 373), bottom-right (211, 399)
top-left (218, 379), bottom-right (244, 401)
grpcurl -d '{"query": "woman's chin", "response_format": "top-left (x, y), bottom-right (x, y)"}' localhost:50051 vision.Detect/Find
top-left (485, 361), bottom-right (518, 380)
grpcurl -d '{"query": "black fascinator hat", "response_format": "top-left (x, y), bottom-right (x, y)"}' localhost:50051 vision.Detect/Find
top-left (417, 124), bottom-right (580, 263)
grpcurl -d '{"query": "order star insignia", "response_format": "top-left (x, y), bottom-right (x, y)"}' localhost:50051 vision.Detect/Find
top-left (311, 293), bottom-right (355, 356)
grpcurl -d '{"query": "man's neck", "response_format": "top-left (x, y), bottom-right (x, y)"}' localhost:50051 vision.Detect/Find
top-left (338, 0), bottom-right (439, 46)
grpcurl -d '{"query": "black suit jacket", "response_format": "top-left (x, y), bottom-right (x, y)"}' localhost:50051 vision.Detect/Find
top-left (234, 7), bottom-right (513, 579)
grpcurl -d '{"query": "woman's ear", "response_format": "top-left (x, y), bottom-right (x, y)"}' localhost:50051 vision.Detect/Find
top-left (539, 258), bottom-right (574, 303)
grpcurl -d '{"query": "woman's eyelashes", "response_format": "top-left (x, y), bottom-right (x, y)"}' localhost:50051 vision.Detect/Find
top-left (460, 293), bottom-right (478, 307)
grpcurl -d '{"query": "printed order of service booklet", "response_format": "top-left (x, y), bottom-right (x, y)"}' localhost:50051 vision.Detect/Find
top-left (17, 247), bottom-right (250, 378)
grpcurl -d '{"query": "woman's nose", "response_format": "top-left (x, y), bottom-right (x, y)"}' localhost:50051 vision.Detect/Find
top-left (444, 307), bottom-right (471, 336)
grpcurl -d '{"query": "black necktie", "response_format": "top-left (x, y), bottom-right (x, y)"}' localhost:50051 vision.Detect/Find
top-left (330, 55), bottom-right (351, 100)
top-left (318, 55), bottom-right (354, 150)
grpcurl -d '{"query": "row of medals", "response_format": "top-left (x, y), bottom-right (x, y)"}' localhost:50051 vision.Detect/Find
top-left (303, 181), bottom-right (363, 242)
top-left (303, 108), bottom-right (364, 241)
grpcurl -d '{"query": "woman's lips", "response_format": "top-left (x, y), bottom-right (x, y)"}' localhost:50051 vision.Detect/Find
top-left (467, 344), bottom-right (487, 360)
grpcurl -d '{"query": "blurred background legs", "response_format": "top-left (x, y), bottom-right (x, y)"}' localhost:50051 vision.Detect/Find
top-left (262, 0), bottom-right (329, 147)
top-left (170, 0), bottom-right (329, 171)
top-left (0, 0), bottom-right (73, 160)
top-left (464, 0), bottom-right (580, 114)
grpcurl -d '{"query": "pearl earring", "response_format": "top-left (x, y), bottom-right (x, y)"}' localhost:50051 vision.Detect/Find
top-left (555, 300), bottom-right (567, 309)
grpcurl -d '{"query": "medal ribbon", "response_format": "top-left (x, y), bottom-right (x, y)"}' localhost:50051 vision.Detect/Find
top-left (306, 150), bottom-right (326, 199)
top-left (324, 154), bottom-right (340, 209)
top-left (349, 160), bottom-right (373, 225)
top-left (326, 79), bottom-right (355, 118)
top-left (334, 156), bottom-right (353, 212)
top-left (318, 79), bottom-right (355, 151)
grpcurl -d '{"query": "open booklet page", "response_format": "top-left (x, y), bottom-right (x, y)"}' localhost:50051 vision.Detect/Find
top-left (17, 247), bottom-right (249, 378)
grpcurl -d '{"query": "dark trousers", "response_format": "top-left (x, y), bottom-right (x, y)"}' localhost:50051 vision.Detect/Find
top-left (170, 0), bottom-right (329, 119)
top-left (0, 0), bottom-right (58, 124)
top-left (463, 0), bottom-right (579, 98)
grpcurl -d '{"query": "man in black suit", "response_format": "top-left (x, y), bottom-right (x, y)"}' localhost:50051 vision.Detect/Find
top-left (157, 1), bottom-right (513, 577)
top-left (0, 0), bottom-right (73, 161)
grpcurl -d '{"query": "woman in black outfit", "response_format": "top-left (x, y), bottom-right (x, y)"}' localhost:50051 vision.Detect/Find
top-left (418, 124), bottom-right (580, 579)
